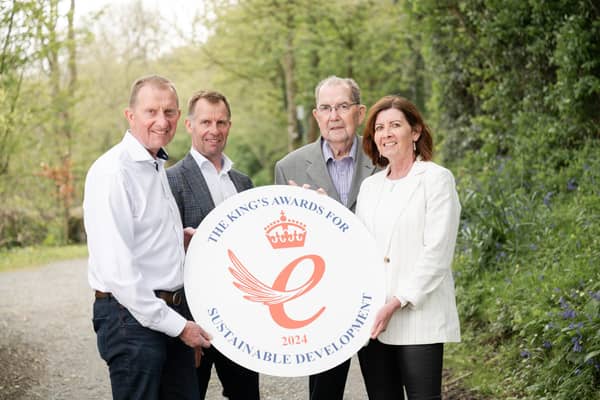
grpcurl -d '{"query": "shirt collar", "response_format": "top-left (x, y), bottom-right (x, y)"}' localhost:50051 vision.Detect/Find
top-left (123, 130), bottom-right (169, 162)
top-left (321, 136), bottom-right (357, 162)
top-left (156, 148), bottom-right (169, 161)
top-left (190, 147), bottom-right (233, 173)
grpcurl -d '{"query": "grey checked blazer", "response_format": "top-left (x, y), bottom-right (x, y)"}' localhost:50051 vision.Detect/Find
top-left (273, 136), bottom-right (378, 212)
top-left (167, 153), bottom-right (253, 229)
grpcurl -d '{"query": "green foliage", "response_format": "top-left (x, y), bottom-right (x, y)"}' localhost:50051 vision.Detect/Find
top-left (0, 207), bottom-right (48, 249)
top-left (452, 141), bottom-right (600, 399)
top-left (407, 0), bottom-right (600, 397)
top-left (0, 244), bottom-right (87, 272)
top-left (410, 0), bottom-right (599, 164)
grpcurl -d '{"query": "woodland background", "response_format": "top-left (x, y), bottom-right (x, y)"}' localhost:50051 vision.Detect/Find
top-left (0, 0), bottom-right (598, 398)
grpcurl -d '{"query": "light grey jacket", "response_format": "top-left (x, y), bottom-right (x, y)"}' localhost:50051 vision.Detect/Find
top-left (273, 136), bottom-right (377, 212)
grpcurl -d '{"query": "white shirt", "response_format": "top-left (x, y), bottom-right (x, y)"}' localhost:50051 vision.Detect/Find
top-left (83, 131), bottom-right (187, 337)
top-left (190, 148), bottom-right (237, 205)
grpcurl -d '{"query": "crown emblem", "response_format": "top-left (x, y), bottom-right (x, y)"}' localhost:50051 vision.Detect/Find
top-left (264, 211), bottom-right (307, 249)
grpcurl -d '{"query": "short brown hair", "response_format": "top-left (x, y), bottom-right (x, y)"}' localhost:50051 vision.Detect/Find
top-left (363, 95), bottom-right (433, 167)
top-left (187, 90), bottom-right (231, 119)
top-left (129, 75), bottom-right (179, 107)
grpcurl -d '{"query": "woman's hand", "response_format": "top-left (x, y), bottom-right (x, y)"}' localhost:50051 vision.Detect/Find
top-left (370, 297), bottom-right (402, 339)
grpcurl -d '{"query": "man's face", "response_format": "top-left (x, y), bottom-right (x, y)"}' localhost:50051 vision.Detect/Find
top-left (185, 98), bottom-right (231, 165)
top-left (313, 83), bottom-right (366, 146)
top-left (125, 84), bottom-right (180, 157)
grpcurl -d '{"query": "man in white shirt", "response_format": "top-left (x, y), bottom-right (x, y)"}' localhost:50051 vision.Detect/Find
top-left (166, 90), bottom-right (258, 400)
top-left (83, 75), bottom-right (211, 400)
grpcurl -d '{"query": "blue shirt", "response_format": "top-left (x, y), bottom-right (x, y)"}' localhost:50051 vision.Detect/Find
top-left (321, 137), bottom-right (357, 206)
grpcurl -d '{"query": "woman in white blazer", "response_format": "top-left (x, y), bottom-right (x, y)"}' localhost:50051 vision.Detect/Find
top-left (356, 96), bottom-right (461, 400)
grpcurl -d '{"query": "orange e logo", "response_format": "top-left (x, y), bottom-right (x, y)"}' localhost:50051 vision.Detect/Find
top-left (228, 250), bottom-right (326, 329)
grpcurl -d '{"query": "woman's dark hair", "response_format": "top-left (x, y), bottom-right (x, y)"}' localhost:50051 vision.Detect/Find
top-left (363, 95), bottom-right (433, 167)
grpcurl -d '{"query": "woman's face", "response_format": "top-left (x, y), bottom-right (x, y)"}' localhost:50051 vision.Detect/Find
top-left (373, 108), bottom-right (420, 164)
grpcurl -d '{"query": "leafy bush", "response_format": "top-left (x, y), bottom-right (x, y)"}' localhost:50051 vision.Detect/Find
top-left (451, 140), bottom-right (600, 399)
top-left (0, 207), bottom-right (48, 249)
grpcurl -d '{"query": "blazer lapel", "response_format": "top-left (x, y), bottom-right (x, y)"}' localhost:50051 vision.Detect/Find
top-left (182, 154), bottom-right (216, 212)
top-left (382, 161), bottom-right (427, 235)
top-left (304, 141), bottom-right (340, 202)
top-left (229, 171), bottom-right (251, 192)
top-left (347, 136), bottom-right (377, 211)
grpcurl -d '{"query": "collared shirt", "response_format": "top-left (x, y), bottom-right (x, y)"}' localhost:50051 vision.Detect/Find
top-left (83, 131), bottom-right (186, 337)
top-left (190, 148), bottom-right (238, 206)
top-left (322, 136), bottom-right (357, 206)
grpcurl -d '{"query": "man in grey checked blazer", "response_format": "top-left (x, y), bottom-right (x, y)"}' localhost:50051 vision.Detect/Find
top-left (274, 76), bottom-right (378, 399)
top-left (167, 90), bottom-right (258, 400)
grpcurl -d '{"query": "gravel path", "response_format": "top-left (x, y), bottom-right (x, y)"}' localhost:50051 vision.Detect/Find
top-left (0, 259), bottom-right (481, 399)
top-left (0, 259), bottom-right (368, 400)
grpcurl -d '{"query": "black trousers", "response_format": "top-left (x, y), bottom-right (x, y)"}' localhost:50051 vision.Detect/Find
top-left (308, 359), bottom-right (351, 400)
top-left (358, 339), bottom-right (443, 400)
top-left (197, 346), bottom-right (259, 400)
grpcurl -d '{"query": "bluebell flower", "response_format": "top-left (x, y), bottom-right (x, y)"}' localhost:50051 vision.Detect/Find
top-left (562, 309), bottom-right (576, 319)
top-left (543, 191), bottom-right (554, 207)
top-left (559, 296), bottom-right (567, 307)
top-left (571, 336), bottom-right (583, 353)
top-left (566, 178), bottom-right (578, 191)
top-left (528, 243), bottom-right (537, 251)
top-left (590, 291), bottom-right (600, 301)
top-left (520, 350), bottom-right (530, 358)
top-left (542, 341), bottom-right (552, 349)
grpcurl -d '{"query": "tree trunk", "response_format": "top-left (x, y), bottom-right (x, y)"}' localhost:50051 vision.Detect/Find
top-left (282, 11), bottom-right (300, 151)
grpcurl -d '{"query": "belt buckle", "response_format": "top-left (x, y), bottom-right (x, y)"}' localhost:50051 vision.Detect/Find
top-left (172, 290), bottom-right (182, 306)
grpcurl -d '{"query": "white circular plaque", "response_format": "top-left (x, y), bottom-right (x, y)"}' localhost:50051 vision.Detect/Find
top-left (184, 185), bottom-right (384, 377)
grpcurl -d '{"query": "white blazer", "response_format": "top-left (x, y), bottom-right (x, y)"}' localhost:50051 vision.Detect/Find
top-left (356, 161), bottom-right (461, 345)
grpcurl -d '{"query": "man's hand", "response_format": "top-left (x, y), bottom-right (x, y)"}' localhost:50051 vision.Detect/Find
top-left (183, 227), bottom-right (196, 252)
top-left (194, 347), bottom-right (203, 368)
top-left (179, 321), bottom-right (212, 349)
top-left (288, 180), bottom-right (328, 195)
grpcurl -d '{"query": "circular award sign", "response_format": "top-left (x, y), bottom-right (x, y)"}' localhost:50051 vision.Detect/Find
top-left (184, 185), bottom-right (384, 377)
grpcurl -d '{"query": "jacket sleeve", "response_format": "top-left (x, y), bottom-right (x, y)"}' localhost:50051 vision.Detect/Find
top-left (274, 160), bottom-right (288, 185)
top-left (395, 168), bottom-right (461, 307)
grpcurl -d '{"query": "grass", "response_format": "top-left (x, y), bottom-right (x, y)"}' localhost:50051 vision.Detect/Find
top-left (0, 244), bottom-right (88, 272)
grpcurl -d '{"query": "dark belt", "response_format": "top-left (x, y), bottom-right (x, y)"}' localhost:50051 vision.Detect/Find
top-left (95, 289), bottom-right (184, 306)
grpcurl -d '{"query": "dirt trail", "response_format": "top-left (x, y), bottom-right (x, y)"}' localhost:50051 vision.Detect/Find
top-left (0, 259), bottom-right (480, 399)
top-left (0, 259), bottom-right (366, 399)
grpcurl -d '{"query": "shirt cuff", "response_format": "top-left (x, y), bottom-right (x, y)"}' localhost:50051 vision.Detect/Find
top-left (396, 295), bottom-right (411, 309)
top-left (159, 308), bottom-right (188, 337)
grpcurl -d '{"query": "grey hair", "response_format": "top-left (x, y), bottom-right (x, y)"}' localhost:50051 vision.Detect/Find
top-left (314, 75), bottom-right (361, 105)
top-left (129, 75), bottom-right (179, 108)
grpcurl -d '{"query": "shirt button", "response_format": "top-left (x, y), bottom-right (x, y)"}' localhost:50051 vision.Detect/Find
top-left (384, 257), bottom-right (390, 264)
